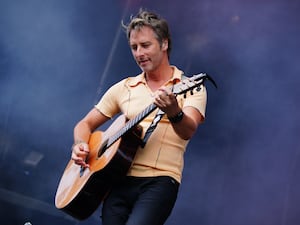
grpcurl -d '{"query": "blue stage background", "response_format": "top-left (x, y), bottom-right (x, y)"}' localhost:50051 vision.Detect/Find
top-left (0, 0), bottom-right (299, 224)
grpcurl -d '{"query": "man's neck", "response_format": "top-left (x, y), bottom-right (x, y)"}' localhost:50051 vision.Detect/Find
top-left (145, 64), bottom-right (174, 91)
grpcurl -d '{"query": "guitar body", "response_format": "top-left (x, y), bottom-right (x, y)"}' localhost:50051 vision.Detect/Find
top-left (55, 115), bottom-right (143, 220)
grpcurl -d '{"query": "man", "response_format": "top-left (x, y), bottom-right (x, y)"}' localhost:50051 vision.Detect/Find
top-left (71, 9), bottom-right (207, 225)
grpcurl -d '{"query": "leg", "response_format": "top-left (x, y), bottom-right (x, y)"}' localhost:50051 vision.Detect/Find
top-left (126, 176), bottom-right (179, 225)
top-left (101, 179), bottom-right (138, 225)
top-left (101, 176), bottom-right (179, 225)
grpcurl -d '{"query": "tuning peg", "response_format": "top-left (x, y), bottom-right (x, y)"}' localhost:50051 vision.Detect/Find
top-left (183, 93), bottom-right (187, 98)
top-left (190, 90), bottom-right (193, 95)
top-left (196, 86), bottom-right (202, 92)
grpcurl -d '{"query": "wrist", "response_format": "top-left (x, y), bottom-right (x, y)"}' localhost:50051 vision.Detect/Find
top-left (71, 140), bottom-right (86, 151)
top-left (168, 110), bottom-right (184, 123)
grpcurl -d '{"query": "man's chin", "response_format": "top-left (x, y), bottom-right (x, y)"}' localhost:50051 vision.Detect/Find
top-left (139, 66), bottom-right (150, 72)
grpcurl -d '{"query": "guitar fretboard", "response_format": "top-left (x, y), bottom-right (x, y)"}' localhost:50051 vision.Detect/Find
top-left (107, 103), bottom-right (158, 148)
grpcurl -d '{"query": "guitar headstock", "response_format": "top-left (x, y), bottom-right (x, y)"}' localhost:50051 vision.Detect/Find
top-left (173, 73), bottom-right (217, 97)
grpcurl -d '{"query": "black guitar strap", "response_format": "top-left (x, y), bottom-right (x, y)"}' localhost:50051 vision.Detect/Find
top-left (141, 74), bottom-right (186, 148)
top-left (141, 109), bottom-right (165, 148)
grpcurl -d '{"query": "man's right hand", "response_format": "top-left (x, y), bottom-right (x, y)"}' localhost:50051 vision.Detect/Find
top-left (71, 142), bottom-right (90, 168)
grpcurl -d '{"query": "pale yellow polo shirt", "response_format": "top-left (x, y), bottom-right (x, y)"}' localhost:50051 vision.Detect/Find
top-left (95, 66), bottom-right (207, 183)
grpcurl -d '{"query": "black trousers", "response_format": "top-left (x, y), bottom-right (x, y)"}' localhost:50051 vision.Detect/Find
top-left (101, 176), bottom-right (179, 225)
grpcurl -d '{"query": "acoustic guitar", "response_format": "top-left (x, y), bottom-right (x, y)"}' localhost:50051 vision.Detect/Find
top-left (55, 73), bottom-right (215, 220)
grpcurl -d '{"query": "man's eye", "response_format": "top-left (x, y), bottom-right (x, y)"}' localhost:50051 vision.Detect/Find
top-left (142, 44), bottom-right (150, 48)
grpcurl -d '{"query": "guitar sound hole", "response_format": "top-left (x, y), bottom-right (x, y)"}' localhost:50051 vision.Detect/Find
top-left (98, 141), bottom-right (108, 158)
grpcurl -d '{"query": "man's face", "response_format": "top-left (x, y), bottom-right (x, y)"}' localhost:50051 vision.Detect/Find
top-left (129, 26), bottom-right (167, 73)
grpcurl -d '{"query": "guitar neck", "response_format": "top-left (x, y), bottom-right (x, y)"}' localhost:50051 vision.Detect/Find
top-left (105, 73), bottom-right (214, 149)
top-left (107, 103), bottom-right (158, 148)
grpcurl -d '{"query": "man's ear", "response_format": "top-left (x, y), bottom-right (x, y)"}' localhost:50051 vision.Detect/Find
top-left (162, 40), bottom-right (168, 51)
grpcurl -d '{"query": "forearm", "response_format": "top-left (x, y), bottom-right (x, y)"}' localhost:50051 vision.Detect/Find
top-left (73, 108), bottom-right (109, 144)
top-left (168, 108), bottom-right (204, 140)
top-left (73, 121), bottom-right (93, 144)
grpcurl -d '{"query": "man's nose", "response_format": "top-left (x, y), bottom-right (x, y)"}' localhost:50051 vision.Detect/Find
top-left (135, 46), bottom-right (144, 56)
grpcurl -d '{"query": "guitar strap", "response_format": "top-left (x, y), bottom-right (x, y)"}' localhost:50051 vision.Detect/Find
top-left (141, 109), bottom-right (165, 148)
top-left (141, 74), bottom-right (186, 148)
top-left (141, 74), bottom-right (187, 148)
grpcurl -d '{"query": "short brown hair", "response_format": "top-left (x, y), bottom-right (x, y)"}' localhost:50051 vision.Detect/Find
top-left (123, 9), bottom-right (172, 57)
